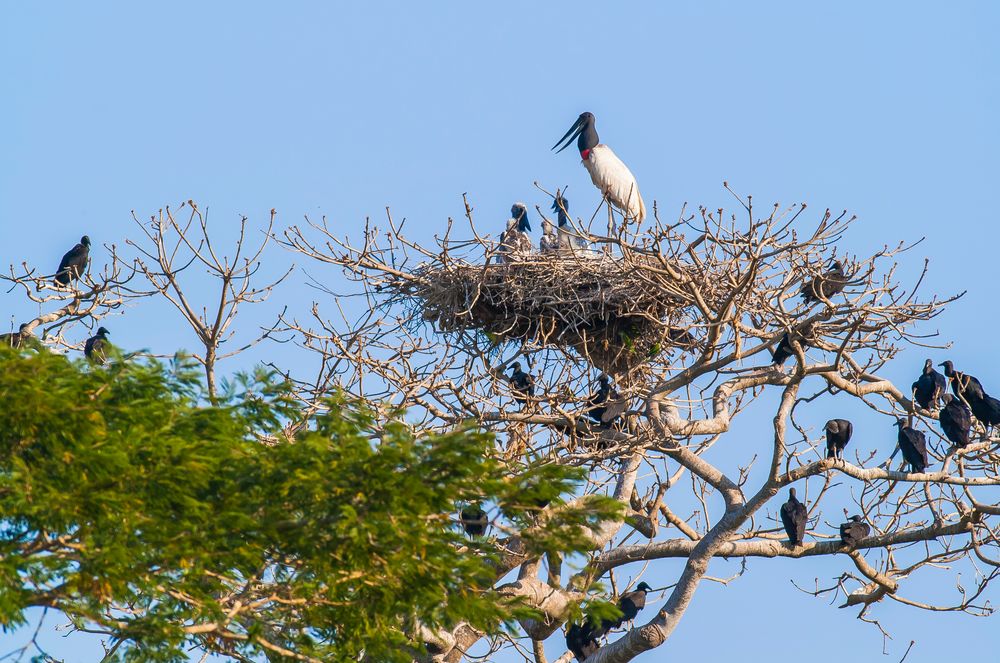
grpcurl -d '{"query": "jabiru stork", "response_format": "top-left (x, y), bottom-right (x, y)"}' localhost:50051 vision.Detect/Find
top-left (551, 191), bottom-right (588, 251)
top-left (553, 112), bottom-right (645, 223)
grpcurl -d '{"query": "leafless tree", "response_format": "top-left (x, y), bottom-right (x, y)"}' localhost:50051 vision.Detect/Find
top-left (277, 184), bottom-right (999, 663)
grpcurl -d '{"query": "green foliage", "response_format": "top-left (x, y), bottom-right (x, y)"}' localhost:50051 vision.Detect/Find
top-left (0, 349), bottom-right (607, 661)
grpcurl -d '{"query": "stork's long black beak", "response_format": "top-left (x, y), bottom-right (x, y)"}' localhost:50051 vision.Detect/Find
top-left (552, 116), bottom-right (584, 153)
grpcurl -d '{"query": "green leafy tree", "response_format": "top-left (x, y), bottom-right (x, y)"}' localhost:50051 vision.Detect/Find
top-left (0, 349), bottom-right (616, 662)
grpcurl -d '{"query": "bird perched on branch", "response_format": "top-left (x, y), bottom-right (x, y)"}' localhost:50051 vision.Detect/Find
top-left (497, 205), bottom-right (532, 263)
top-left (800, 260), bottom-right (848, 304)
top-left (940, 360), bottom-right (1000, 430)
top-left (508, 362), bottom-right (535, 409)
top-left (824, 419), bottom-right (853, 460)
top-left (938, 394), bottom-right (972, 448)
top-left (459, 504), bottom-right (488, 537)
top-left (780, 488), bottom-right (808, 547)
top-left (552, 191), bottom-right (588, 252)
top-left (912, 359), bottom-right (947, 411)
top-left (553, 112), bottom-right (645, 223)
top-left (55, 235), bottom-right (91, 286)
top-left (539, 218), bottom-right (559, 254)
top-left (839, 515), bottom-right (870, 547)
top-left (565, 622), bottom-right (600, 662)
top-left (1, 323), bottom-right (38, 350)
top-left (84, 327), bottom-right (110, 364)
top-left (894, 419), bottom-right (928, 473)
top-left (602, 582), bottom-right (653, 632)
top-left (587, 375), bottom-right (621, 427)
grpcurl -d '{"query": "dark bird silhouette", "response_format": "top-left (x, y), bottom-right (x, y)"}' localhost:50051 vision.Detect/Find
top-left (940, 361), bottom-right (1000, 429)
top-left (801, 260), bottom-right (848, 304)
top-left (84, 327), bottom-right (110, 364)
top-left (771, 332), bottom-right (795, 366)
top-left (938, 394), bottom-right (972, 448)
top-left (508, 362), bottom-right (535, 408)
top-left (512, 202), bottom-right (532, 233)
top-left (779, 488), bottom-right (808, 547)
top-left (912, 359), bottom-right (947, 410)
top-left (839, 515), bottom-right (870, 547)
top-left (55, 236), bottom-right (91, 286)
top-left (566, 622), bottom-right (600, 662)
top-left (601, 582), bottom-right (653, 633)
top-left (894, 419), bottom-right (929, 473)
top-left (940, 360), bottom-right (986, 403)
top-left (1, 323), bottom-right (34, 349)
top-left (587, 375), bottom-right (621, 426)
top-left (824, 419), bottom-right (853, 459)
top-left (459, 504), bottom-right (488, 537)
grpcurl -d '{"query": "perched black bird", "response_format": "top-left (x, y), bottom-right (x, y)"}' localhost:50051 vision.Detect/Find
top-left (940, 360), bottom-right (986, 403)
top-left (512, 202), bottom-right (532, 233)
top-left (587, 375), bottom-right (620, 426)
top-left (779, 488), bottom-right (808, 547)
top-left (940, 361), bottom-right (1000, 429)
top-left (824, 419), bottom-right (853, 460)
top-left (565, 622), bottom-right (600, 662)
top-left (1, 323), bottom-right (33, 349)
top-left (84, 327), bottom-right (110, 364)
top-left (839, 515), bottom-right (870, 547)
top-left (602, 582), bottom-right (653, 632)
top-left (771, 325), bottom-right (815, 366)
top-left (459, 504), bottom-right (488, 537)
top-left (801, 260), bottom-right (848, 304)
top-left (938, 394), bottom-right (972, 448)
top-left (894, 419), bottom-right (929, 473)
top-left (912, 359), bottom-right (947, 410)
top-left (508, 362), bottom-right (535, 408)
top-left (55, 235), bottom-right (91, 286)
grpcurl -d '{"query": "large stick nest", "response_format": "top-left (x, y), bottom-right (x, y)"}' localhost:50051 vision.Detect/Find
top-left (391, 252), bottom-right (713, 375)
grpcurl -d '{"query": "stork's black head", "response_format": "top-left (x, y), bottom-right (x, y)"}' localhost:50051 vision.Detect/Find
top-left (552, 112), bottom-right (599, 158)
top-left (635, 582), bottom-right (652, 593)
top-left (81, 235), bottom-right (91, 247)
top-left (551, 192), bottom-right (570, 227)
top-left (511, 203), bottom-right (531, 233)
top-left (96, 327), bottom-right (110, 336)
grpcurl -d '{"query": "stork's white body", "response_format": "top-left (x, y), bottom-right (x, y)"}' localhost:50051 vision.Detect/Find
top-left (498, 220), bottom-right (531, 262)
top-left (557, 224), bottom-right (588, 253)
top-left (582, 144), bottom-right (645, 222)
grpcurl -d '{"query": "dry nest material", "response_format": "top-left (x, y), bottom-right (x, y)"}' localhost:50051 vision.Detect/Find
top-left (391, 253), bottom-right (708, 374)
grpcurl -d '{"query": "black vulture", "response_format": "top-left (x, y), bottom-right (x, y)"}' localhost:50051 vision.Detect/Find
top-left (55, 235), bottom-right (91, 286)
top-left (601, 582), bottom-right (653, 632)
top-left (84, 327), bottom-right (111, 364)
top-left (940, 361), bottom-right (1000, 428)
top-left (508, 362), bottom-right (535, 408)
top-left (940, 360), bottom-right (986, 403)
top-left (771, 326), bottom-right (815, 367)
top-left (938, 394), bottom-right (972, 448)
top-left (1, 323), bottom-right (33, 349)
top-left (824, 419), bottom-right (853, 459)
top-left (459, 504), bottom-right (488, 537)
top-left (566, 622), bottom-right (600, 662)
top-left (587, 375), bottom-right (621, 426)
top-left (839, 515), bottom-right (870, 547)
top-left (912, 358), bottom-right (947, 410)
top-left (779, 488), bottom-right (808, 547)
top-left (801, 261), bottom-right (848, 304)
top-left (894, 419), bottom-right (929, 473)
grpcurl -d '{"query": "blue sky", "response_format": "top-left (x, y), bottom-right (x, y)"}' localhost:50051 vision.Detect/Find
top-left (2, 2), bottom-right (999, 661)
